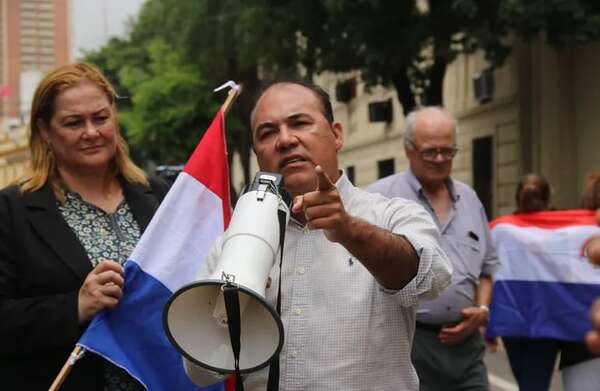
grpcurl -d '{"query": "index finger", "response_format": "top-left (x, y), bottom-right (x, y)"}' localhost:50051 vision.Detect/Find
top-left (96, 270), bottom-right (125, 288)
top-left (93, 260), bottom-right (124, 275)
top-left (315, 165), bottom-right (335, 191)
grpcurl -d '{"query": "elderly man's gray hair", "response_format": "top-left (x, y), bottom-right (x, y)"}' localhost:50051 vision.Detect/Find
top-left (403, 106), bottom-right (458, 149)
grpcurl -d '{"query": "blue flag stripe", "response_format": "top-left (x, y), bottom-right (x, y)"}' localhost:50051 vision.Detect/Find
top-left (487, 280), bottom-right (600, 341)
top-left (80, 262), bottom-right (223, 390)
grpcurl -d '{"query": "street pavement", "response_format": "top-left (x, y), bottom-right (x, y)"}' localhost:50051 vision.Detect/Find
top-left (486, 345), bottom-right (563, 391)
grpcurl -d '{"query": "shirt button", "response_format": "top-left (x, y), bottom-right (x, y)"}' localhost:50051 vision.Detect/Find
top-left (296, 267), bottom-right (305, 275)
top-left (290, 350), bottom-right (298, 358)
top-left (293, 308), bottom-right (302, 315)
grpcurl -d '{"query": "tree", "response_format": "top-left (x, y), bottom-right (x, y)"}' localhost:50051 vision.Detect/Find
top-left (121, 0), bottom-right (264, 187)
top-left (244, 0), bottom-right (509, 114)
top-left (251, 0), bottom-right (600, 114)
top-left (118, 39), bottom-right (219, 163)
top-left (501, 0), bottom-right (600, 47)
top-left (84, 0), bottom-right (260, 197)
top-left (84, 0), bottom-right (600, 187)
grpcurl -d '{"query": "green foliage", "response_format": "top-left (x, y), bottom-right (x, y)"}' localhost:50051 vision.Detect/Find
top-left (83, 0), bottom-right (600, 180)
top-left (251, 0), bottom-right (512, 111)
top-left (249, 0), bottom-right (600, 112)
top-left (117, 39), bottom-right (219, 163)
top-left (499, 0), bottom-right (600, 47)
top-left (83, 37), bottom-right (148, 109)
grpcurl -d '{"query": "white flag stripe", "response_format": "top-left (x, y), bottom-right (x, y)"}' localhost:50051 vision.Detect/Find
top-left (131, 172), bottom-right (224, 292)
top-left (492, 223), bottom-right (600, 284)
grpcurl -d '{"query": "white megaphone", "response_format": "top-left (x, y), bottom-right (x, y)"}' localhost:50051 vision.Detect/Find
top-left (163, 172), bottom-right (290, 386)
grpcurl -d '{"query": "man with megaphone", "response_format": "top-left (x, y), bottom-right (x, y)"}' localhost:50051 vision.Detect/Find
top-left (177, 80), bottom-right (452, 391)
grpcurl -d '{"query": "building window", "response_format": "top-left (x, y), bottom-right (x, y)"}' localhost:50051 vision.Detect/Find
top-left (377, 159), bottom-right (395, 179)
top-left (346, 166), bottom-right (355, 184)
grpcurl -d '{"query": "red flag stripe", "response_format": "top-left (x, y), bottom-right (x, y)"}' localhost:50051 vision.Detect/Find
top-left (183, 109), bottom-right (235, 391)
top-left (183, 109), bottom-right (232, 227)
top-left (490, 209), bottom-right (597, 230)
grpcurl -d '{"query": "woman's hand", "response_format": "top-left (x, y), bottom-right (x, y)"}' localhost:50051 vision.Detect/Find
top-left (78, 260), bottom-right (124, 323)
top-left (586, 237), bottom-right (600, 266)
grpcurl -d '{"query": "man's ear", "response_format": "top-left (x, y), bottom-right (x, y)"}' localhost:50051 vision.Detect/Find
top-left (332, 122), bottom-right (344, 151)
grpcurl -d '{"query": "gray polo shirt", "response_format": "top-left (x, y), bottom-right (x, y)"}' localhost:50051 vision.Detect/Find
top-left (367, 169), bottom-right (499, 324)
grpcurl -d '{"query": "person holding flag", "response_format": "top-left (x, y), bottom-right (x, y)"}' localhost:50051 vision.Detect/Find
top-left (496, 174), bottom-right (560, 391)
top-left (0, 63), bottom-right (169, 390)
top-left (191, 80), bottom-right (452, 390)
top-left (560, 173), bottom-right (600, 390)
top-left (585, 204), bottom-right (600, 355)
top-left (487, 172), bottom-right (600, 391)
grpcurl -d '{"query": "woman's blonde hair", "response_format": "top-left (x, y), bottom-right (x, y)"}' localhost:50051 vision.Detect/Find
top-left (19, 62), bottom-right (147, 198)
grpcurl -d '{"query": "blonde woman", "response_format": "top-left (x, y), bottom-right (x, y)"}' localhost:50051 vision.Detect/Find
top-left (0, 63), bottom-right (168, 390)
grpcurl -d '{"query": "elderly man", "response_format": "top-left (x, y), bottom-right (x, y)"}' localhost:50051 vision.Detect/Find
top-left (368, 106), bottom-right (499, 391)
top-left (193, 82), bottom-right (452, 391)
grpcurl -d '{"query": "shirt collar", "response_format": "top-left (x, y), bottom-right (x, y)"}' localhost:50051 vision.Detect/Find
top-left (406, 168), bottom-right (460, 204)
top-left (335, 170), bottom-right (354, 205)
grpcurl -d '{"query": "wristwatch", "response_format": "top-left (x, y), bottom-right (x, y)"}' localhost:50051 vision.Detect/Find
top-left (478, 304), bottom-right (490, 322)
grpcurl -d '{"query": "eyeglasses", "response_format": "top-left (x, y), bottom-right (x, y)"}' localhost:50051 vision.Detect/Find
top-left (408, 141), bottom-right (458, 161)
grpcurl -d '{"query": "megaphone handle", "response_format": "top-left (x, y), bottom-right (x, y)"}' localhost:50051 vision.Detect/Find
top-left (223, 284), bottom-right (244, 391)
top-left (275, 207), bottom-right (288, 315)
top-left (266, 208), bottom-right (289, 391)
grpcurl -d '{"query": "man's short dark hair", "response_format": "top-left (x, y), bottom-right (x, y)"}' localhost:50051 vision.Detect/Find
top-left (252, 78), bottom-right (334, 124)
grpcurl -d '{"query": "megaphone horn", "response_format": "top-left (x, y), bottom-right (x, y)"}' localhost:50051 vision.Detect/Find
top-left (163, 172), bottom-right (290, 386)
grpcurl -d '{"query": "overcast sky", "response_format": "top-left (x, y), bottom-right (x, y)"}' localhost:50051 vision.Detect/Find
top-left (70, 0), bottom-right (147, 60)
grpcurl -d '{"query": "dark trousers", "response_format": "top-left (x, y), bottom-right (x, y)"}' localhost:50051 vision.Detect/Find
top-left (502, 337), bottom-right (560, 391)
top-left (412, 327), bottom-right (488, 391)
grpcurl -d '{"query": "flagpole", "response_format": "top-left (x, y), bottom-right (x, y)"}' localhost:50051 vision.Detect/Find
top-left (215, 80), bottom-right (241, 115)
top-left (213, 80), bottom-right (241, 391)
top-left (48, 81), bottom-right (242, 391)
top-left (49, 345), bottom-right (83, 391)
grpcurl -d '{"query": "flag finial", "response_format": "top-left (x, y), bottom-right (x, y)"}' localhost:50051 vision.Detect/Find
top-left (214, 80), bottom-right (241, 93)
top-left (214, 81), bottom-right (242, 115)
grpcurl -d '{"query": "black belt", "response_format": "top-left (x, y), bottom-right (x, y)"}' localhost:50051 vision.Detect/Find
top-left (415, 321), bottom-right (458, 333)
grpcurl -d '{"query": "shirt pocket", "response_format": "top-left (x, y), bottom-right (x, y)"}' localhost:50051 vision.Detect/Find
top-left (456, 237), bottom-right (483, 280)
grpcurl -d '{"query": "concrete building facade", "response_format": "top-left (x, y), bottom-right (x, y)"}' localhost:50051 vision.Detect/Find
top-left (1, 0), bottom-right (69, 124)
top-left (0, 124), bottom-right (27, 187)
top-left (0, 0), bottom-right (70, 188)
